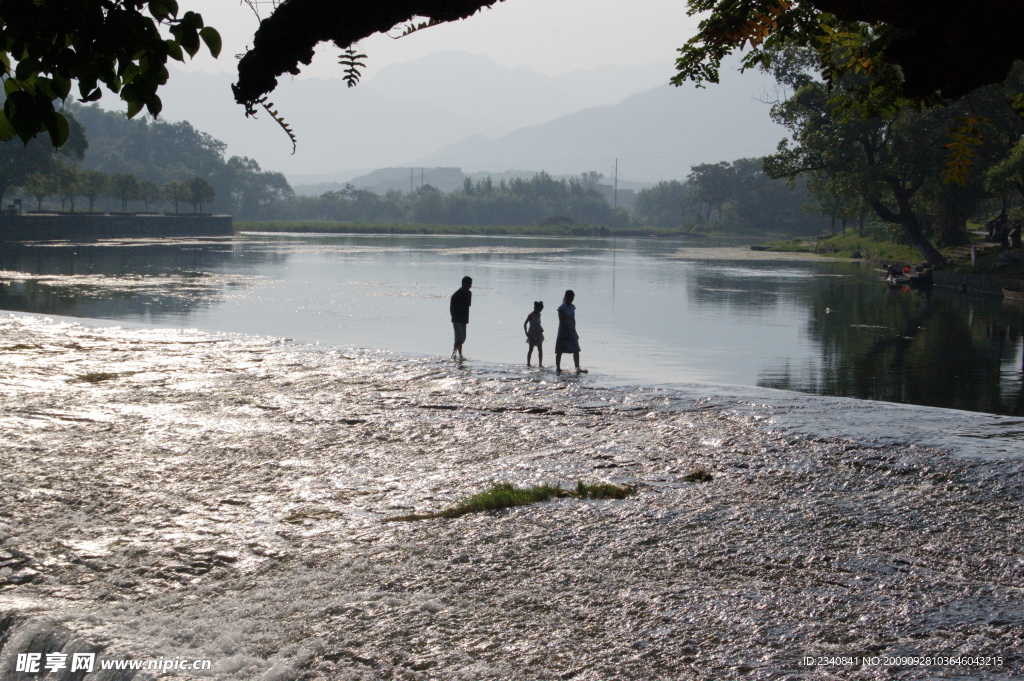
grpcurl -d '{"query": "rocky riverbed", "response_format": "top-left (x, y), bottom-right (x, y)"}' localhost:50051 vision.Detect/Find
top-left (0, 314), bottom-right (1021, 680)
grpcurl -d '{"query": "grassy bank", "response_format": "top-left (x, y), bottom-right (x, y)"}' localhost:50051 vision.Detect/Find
top-left (760, 230), bottom-right (924, 263)
top-left (235, 221), bottom-right (708, 238)
top-left (236, 221), bottom-right (615, 237)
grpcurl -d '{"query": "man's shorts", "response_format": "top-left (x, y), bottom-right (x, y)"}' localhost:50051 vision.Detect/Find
top-left (453, 323), bottom-right (467, 344)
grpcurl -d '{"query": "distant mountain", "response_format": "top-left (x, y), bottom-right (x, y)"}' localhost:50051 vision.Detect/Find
top-left (412, 76), bottom-right (789, 182)
top-left (103, 53), bottom-right (786, 184)
top-left (152, 67), bottom-right (508, 177)
top-left (362, 51), bottom-right (673, 130)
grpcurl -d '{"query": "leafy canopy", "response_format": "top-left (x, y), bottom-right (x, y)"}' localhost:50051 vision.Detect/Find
top-left (0, 0), bottom-right (220, 147)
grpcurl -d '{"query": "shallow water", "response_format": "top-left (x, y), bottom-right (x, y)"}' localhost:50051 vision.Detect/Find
top-left (1, 234), bottom-right (1021, 419)
top-left (0, 315), bottom-right (1021, 680)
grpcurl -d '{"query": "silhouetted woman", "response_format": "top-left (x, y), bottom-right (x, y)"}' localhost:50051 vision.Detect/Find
top-left (555, 290), bottom-right (586, 373)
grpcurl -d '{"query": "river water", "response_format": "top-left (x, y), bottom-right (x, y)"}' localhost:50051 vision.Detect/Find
top-left (2, 236), bottom-right (1023, 679)
top-left (0, 233), bottom-right (1022, 457)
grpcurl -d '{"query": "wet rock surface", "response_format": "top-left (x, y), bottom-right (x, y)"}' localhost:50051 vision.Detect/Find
top-left (0, 314), bottom-right (1021, 680)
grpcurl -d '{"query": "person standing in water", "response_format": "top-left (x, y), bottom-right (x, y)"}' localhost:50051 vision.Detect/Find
top-left (555, 290), bottom-right (586, 373)
top-left (450, 276), bottom-right (472, 360)
top-left (523, 301), bottom-right (544, 367)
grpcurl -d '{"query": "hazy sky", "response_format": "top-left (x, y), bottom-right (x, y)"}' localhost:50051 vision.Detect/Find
top-left (179, 0), bottom-right (702, 80)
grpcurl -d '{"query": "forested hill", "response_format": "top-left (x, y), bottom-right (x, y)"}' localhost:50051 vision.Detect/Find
top-left (71, 104), bottom-right (226, 186)
top-left (65, 103), bottom-right (292, 217)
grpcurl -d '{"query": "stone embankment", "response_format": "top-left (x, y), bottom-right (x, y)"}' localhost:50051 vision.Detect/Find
top-left (0, 214), bottom-right (232, 241)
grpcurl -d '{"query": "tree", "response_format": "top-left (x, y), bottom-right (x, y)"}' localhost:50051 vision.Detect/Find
top-left (53, 163), bottom-right (81, 212)
top-left (216, 156), bottom-right (293, 218)
top-left (185, 177), bottom-right (215, 212)
top-left (633, 180), bottom-right (693, 229)
top-left (0, 111), bottom-right (87, 207)
top-left (672, 1), bottom-right (1024, 102)
top-left (109, 173), bottom-right (141, 212)
top-left (139, 181), bottom-right (163, 212)
top-left (687, 162), bottom-right (733, 223)
top-left (22, 174), bottom-right (55, 211)
top-left (984, 137), bottom-right (1024, 203)
top-left (762, 49), bottom-right (1024, 261)
top-left (164, 180), bottom-right (190, 213)
top-left (0, 2), bottom-right (220, 148)
top-left (78, 171), bottom-right (109, 212)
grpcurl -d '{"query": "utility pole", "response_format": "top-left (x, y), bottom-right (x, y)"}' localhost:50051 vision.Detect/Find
top-left (614, 158), bottom-right (618, 208)
top-left (410, 169), bottom-right (413, 194)
top-left (421, 167), bottom-right (424, 189)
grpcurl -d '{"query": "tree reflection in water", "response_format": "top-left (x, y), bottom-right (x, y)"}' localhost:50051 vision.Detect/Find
top-left (759, 271), bottom-right (1024, 416)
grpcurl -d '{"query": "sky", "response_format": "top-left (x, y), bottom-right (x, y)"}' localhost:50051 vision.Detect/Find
top-left (178, 0), bottom-right (703, 80)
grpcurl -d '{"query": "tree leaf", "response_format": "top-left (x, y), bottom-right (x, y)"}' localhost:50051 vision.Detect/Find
top-left (200, 27), bottom-right (222, 58)
top-left (165, 39), bottom-right (184, 62)
top-left (43, 111), bottom-right (70, 148)
top-left (0, 110), bottom-right (15, 141)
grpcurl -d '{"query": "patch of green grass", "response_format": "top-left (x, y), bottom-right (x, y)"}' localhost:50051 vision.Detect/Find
top-left (813, 231), bottom-right (923, 262)
top-left (384, 480), bottom-right (634, 522)
top-left (76, 372), bottom-right (120, 383)
top-left (760, 230), bottom-right (923, 263)
top-left (757, 239), bottom-right (815, 253)
top-left (574, 480), bottom-right (633, 499)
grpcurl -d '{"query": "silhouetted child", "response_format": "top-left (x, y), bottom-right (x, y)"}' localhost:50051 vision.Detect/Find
top-left (524, 301), bottom-right (544, 367)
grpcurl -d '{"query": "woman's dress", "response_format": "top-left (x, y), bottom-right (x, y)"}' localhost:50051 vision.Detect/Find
top-left (554, 302), bottom-right (580, 354)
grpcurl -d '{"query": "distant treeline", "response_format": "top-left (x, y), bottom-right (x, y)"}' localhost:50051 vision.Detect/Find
top-left (1, 101), bottom-right (831, 235)
top-left (272, 172), bottom-right (629, 228)
top-left (633, 158), bottom-right (830, 235)
top-left (259, 163), bottom-right (830, 235)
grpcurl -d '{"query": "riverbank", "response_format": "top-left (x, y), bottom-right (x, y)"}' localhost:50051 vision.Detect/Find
top-left (1, 314), bottom-right (1021, 680)
top-left (234, 221), bottom-right (709, 239)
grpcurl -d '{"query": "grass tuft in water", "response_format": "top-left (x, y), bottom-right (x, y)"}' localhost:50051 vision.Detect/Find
top-left (441, 482), bottom-right (566, 517)
top-left (384, 480), bottom-right (634, 522)
top-left (574, 480), bottom-right (633, 499)
top-left (682, 468), bottom-right (713, 482)
top-left (76, 372), bottom-right (120, 383)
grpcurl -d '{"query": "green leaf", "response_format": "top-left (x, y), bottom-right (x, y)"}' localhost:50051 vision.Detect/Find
top-left (125, 97), bottom-right (144, 119)
top-left (165, 39), bottom-right (184, 62)
top-left (180, 11), bottom-right (204, 29)
top-left (171, 24), bottom-right (200, 58)
top-left (50, 73), bottom-right (71, 100)
top-left (199, 27), bottom-right (222, 58)
top-left (4, 78), bottom-right (21, 97)
top-left (14, 57), bottom-right (39, 81)
top-left (0, 110), bottom-right (15, 141)
top-left (34, 78), bottom-right (57, 101)
top-left (149, 0), bottom-right (179, 21)
top-left (43, 110), bottom-right (70, 148)
top-left (146, 94), bottom-right (163, 117)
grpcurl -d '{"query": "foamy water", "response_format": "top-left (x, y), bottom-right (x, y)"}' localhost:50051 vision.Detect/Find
top-left (1, 314), bottom-right (1021, 680)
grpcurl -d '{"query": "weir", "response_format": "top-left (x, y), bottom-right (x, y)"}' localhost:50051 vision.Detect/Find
top-left (0, 214), bottom-right (233, 241)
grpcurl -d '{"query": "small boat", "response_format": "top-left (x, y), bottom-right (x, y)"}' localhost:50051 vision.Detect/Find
top-left (1003, 288), bottom-right (1024, 301)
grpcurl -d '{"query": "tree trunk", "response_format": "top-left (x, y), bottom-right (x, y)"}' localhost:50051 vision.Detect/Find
top-left (867, 186), bottom-right (946, 265)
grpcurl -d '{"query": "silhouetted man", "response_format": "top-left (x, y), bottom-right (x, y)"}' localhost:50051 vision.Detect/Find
top-left (450, 276), bottom-right (472, 360)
